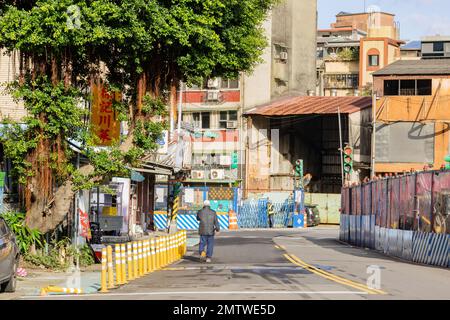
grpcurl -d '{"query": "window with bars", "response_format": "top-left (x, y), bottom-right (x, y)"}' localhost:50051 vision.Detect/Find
top-left (219, 111), bottom-right (238, 129)
top-left (192, 112), bottom-right (211, 129)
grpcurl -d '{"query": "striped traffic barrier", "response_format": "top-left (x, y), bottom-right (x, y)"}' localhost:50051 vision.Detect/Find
top-left (100, 247), bottom-right (108, 293)
top-left (115, 244), bottom-right (123, 285)
top-left (127, 242), bottom-right (134, 280)
top-left (107, 245), bottom-right (115, 289)
top-left (229, 210), bottom-right (238, 230)
top-left (121, 244), bottom-right (128, 283)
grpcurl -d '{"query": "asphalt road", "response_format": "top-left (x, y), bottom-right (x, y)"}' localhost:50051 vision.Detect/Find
top-left (25, 226), bottom-right (450, 300)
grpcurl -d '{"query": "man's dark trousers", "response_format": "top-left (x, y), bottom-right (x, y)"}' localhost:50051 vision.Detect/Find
top-left (199, 235), bottom-right (215, 258)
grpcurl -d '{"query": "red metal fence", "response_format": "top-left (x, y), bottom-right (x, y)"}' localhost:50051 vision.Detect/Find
top-left (341, 170), bottom-right (450, 234)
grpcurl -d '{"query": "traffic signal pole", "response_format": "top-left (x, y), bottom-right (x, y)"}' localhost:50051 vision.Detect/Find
top-left (338, 106), bottom-right (344, 186)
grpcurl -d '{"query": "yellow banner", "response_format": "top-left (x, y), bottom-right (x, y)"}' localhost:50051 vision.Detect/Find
top-left (91, 82), bottom-right (121, 146)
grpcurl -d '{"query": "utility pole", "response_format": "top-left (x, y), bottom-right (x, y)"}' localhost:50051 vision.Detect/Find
top-left (338, 106), bottom-right (344, 186)
top-left (177, 80), bottom-right (183, 135)
top-left (371, 88), bottom-right (377, 178)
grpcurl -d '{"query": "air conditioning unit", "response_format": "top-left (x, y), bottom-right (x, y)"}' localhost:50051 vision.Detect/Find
top-left (210, 169), bottom-right (225, 180)
top-left (191, 170), bottom-right (205, 179)
top-left (226, 120), bottom-right (238, 129)
top-left (280, 51), bottom-right (288, 61)
top-left (206, 90), bottom-right (220, 101)
top-left (207, 78), bottom-right (220, 88)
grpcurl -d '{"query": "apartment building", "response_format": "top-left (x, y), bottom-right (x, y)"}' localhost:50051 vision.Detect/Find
top-left (421, 36), bottom-right (450, 59)
top-left (372, 59), bottom-right (450, 173)
top-left (316, 11), bottom-right (403, 96)
top-left (179, 0), bottom-right (318, 190)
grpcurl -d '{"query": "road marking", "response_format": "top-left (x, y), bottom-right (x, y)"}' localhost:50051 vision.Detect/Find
top-left (283, 254), bottom-right (386, 295)
top-left (274, 245), bottom-right (281, 249)
top-left (289, 254), bottom-right (386, 295)
top-left (22, 290), bottom-right (369, 299)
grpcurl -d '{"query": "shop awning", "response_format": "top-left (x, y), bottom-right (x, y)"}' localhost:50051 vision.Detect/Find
top-left (245, 96), bottom-right (372, 117)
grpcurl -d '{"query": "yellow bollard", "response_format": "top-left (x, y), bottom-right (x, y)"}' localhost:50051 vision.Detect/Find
top-left (164, 236), bottom-right (170, 267)
top-left (127, 242), bottom-right (134, 281)
top-left (44, 286), bottom-right (83, 294)
top-left (184, 230), bottom-right (187, 254)
top-left (176, 232), bottom-right (181, 260)
top-left (161, 236), bottom-right (167, 268)
top-left (107, 245), bottom-right (115, 289)
top-left (167, 235), bottom-right (172, 264)
top-left (138, 240), bottom-right (144, 276)
top-left (146, 239), bottom-right (152, 272)
top-left (177, 232), bottom-right (183, 260)
top-left (133, 241), bottom-right (139, 278)
top-left (115, 244), bottom-right (123, 285)
top-left (143, 239), bottom-right (148, 274)
top-left (150, 238), bottom-right (156, 272)
top-left (100, 247), bottom-right (108, 293)
top-left (155, 237), bottom-right (161, 269)
top-left (174, 233), bottom-right (178, 261)
top-left (121, 244), bottom-right (128, 284)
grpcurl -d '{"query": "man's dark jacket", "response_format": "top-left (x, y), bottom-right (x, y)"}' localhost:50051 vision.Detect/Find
top-left (197, 206), bottom-right (220, 236)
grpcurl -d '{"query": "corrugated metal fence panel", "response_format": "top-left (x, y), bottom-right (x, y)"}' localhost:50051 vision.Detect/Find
top-left (349, 215), bottom-right (356, 245)
top-left (375, 225), bottom-right (382, 251)
top-left (381, 227), bottom-right (388, 254)
top-left (344, 214), bottom-right (350, 243)
top-left (370, 215), bottom-right (376, 249)
top-left (412, 232), bottom-right (449, 267)
top-left (402, 230), bottom-right (413, 261)
top-left (339, 214), bottom-right (346, 241)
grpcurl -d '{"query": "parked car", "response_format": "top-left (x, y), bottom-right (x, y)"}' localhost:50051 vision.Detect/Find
top-left (0, 216), bottom-right (19, 293)
top-left (305, 204), bottom-right (321, 227)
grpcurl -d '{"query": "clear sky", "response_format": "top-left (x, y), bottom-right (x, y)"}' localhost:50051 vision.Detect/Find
top-left (318, 0), bottom-right (450, 41)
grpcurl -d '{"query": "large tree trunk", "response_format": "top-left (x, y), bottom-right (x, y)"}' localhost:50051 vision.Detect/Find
top-left (26, 164), bottom-right (94, 232)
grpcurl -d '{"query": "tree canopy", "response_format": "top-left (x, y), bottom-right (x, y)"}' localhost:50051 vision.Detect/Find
top-left (0, 0), bottom-right (277, 232)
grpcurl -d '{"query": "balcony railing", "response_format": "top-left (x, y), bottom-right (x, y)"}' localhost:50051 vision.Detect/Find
top-left (324, 74), bottom-right (359, 89)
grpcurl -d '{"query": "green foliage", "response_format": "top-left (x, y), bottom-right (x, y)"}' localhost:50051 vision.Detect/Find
top-left (0, 0), bottom-right (277, 195)
top-left (24, 252), bottom-right (68, 271)
top-left (1, 212), bottom-right (44, 254)
top-left (24, 237), bottom-right (95, 270)
top-left (337, 48), bottom-right (359, 61)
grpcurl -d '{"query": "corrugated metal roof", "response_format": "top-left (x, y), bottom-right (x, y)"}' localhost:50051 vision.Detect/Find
top-left (401, 40), bottom-right (421, 50)
top-left (245, 96), bottom-right (372, 116)
top-left (373, 59), bottom-right (450, 76)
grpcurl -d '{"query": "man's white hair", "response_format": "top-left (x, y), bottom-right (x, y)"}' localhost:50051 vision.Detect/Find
top-left (204, 200), bottom-right (210, 206)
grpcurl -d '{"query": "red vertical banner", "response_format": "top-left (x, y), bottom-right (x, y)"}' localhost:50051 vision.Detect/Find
top-left (79, 208), bottom-right (91, 240)
top-left (91, 81), bottom-right (121, 146)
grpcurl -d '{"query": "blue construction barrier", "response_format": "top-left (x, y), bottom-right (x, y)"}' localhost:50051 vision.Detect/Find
top-left (341, 215), bottom-right (449, 268)
top-left (412, 232), bottom-right (449, 268)
top-left (153, 213), bottom-right (229, 231)
top-left (237, 199), bottom-right (293, 229)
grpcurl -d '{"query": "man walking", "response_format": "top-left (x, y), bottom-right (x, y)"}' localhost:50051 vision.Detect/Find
top-left (197, 200), bottom-right (220, 263)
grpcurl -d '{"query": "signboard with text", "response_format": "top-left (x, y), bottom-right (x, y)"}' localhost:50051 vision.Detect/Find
top-left (91, 82), bottom-right (121, 146)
